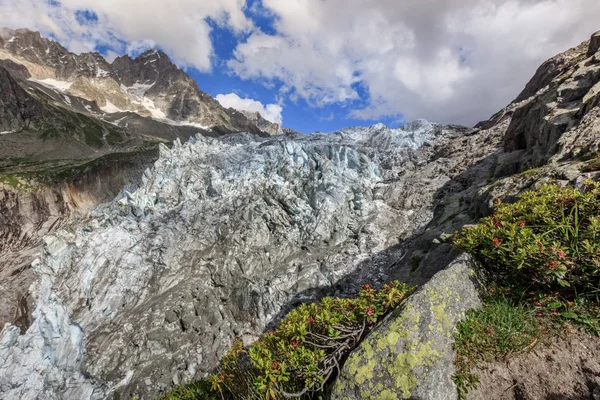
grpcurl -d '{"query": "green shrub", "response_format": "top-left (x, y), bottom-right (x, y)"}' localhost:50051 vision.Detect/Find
top-left (162, 281), bottom-right (413, 400)
top-left (160, 380), bottom-right (214, 400)
top-left (454, 180), bottom-right (600, 300)
top-left (452, 180), bottom-right (600, 398)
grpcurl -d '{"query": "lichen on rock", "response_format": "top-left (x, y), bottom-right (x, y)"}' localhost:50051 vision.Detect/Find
top-left (332, 253), bottom-right (482, 400)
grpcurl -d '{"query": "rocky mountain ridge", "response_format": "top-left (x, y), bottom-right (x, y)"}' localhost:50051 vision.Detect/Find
top-left (0, 27), bottom-right (281, 134)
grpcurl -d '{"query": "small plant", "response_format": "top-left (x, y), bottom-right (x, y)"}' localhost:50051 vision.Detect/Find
top-left (452, 180), bottom-right (600, 398)
top-left (161, 281), bottom-right (413, 399)
top-left (452, 297), bottom-right (541, 398)
top-left (454, 180), bottom-right (600, 300)
top-left (160, 380), bottom-right (214, 400)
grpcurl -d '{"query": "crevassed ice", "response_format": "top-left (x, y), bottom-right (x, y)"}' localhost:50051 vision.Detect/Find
top-left (0, 121), bottom-right (437, 399)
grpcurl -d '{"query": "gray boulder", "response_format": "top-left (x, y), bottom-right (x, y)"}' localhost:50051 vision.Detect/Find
top-left (332, 253), bottom-right (482, 400)
top-left (588, 30), bottom-right (600, 57)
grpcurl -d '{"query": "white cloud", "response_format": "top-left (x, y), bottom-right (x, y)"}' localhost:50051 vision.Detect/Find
top-left (216, 93), bottom-right (283, 124)
top-left (0, 0), bottom-right (252, 71)
top-left (229, 0), bottom-right (600, 125)
top-left (1, 0), bottom-right (599, 126)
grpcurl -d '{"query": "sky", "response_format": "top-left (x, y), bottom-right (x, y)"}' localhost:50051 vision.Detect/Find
top-left (1, 0), bottom-right (599, 133)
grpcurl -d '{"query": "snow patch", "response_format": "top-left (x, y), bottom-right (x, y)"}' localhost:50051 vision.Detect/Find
top-left (141, 97), bottom-right (166, 119)
top-left (111, 115), bottom-right (129, 126)
top-left (161, 120), bottom-right (212, 130)
top-left (101, 100), bottom-right (124, 114)
top-left (96, 68), bottom-right (110, 78)
top-left (29, 78), bottom-right (73, 92)
top-left (7, 36), bottom-right (15, 43)
top-left (0, 130), bottom-right (16, 135)
top-left (122, 83), bottom-right (169, 120)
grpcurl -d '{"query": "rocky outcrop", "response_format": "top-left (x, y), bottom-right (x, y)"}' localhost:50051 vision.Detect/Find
top-left (332, 254), bottom-right (481, 400)
top-left (503, 37), bottom-right (600, 168)
top-left (588, 30), bottom-right (600, 57)
top-left (0, 58), bottom-right (30, 79)
top-left (238, 110), bottom-right (284, 136)
top-left (0, 65), bottom-right (43, 132)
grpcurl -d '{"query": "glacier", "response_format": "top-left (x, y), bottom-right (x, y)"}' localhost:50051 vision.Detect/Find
top-left (0, 121), bottom-right (457, 399)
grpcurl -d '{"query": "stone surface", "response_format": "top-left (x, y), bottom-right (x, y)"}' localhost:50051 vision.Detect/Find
top-left (588, 30), bottom-right (600, 57)
top-left (332, 253), bottom-right (482, 400)
top-left (503, 37), bottom-right (600, 169)
top-left (0, 65), bottom-right (43, 132)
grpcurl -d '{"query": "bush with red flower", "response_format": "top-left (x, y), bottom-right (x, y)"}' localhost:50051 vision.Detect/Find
top-left (163, 281), bottom-right (412, 399)
top-left (452, 180), bottom-right (600, 399)
top-left (454, 180), bottom-right (600, 299)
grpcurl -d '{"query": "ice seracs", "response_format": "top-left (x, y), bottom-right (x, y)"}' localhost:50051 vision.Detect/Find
top-left (0, 120), bottom-right (449, 399)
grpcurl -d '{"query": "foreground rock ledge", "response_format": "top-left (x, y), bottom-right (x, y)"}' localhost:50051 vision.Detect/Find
top-left (332, 253), bottom-right (482, 400)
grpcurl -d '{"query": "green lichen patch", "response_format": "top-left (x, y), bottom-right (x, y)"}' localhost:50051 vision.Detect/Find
top-left (333, 257), bottom-right (481, 399)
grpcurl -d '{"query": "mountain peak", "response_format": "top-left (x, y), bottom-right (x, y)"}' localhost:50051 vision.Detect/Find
top-left (137, 48), bottom-right (168, 60)
top-left (0, 27), bottom-right (279, 135)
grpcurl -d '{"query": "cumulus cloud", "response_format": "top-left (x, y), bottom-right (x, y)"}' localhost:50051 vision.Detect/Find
top-left (229, 0), bottom-right (600, 125)
top-left (216, 93), bottom-right (283, 124)
top-left (0, 0), bottom-right (252, 71)
top-left (1, 0), bottom-right (599, 126)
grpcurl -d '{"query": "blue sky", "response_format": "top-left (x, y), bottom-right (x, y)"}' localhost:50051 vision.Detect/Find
top-left (185, 3), bottom-right (402, 133)
top-left (2, 0), bottom-right (599, 133)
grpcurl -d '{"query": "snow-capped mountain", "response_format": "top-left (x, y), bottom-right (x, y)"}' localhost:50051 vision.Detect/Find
top-left (0, 27), bottom-right (279, 134)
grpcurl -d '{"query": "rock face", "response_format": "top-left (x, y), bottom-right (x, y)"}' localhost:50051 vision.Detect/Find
top-left (588, 30), bottom-right (600, 57)
top-left (503, 38), bottom-right (600, 168)
top-left (332, 254), bottom-right (481, 400)
top-left (0, 65), bottom-right (42, 132)
top-left (0, 58), bottom-right (30, 79)
top-left (238, 110), bottom-right (284, 135)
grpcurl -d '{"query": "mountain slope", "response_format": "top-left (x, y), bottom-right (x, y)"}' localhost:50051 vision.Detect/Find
top-left (0, 27), bottom-right (279, 134)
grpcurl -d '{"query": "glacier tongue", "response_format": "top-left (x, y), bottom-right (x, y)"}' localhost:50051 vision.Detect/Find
top-left (0, 123), bottom-right (446, 399)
